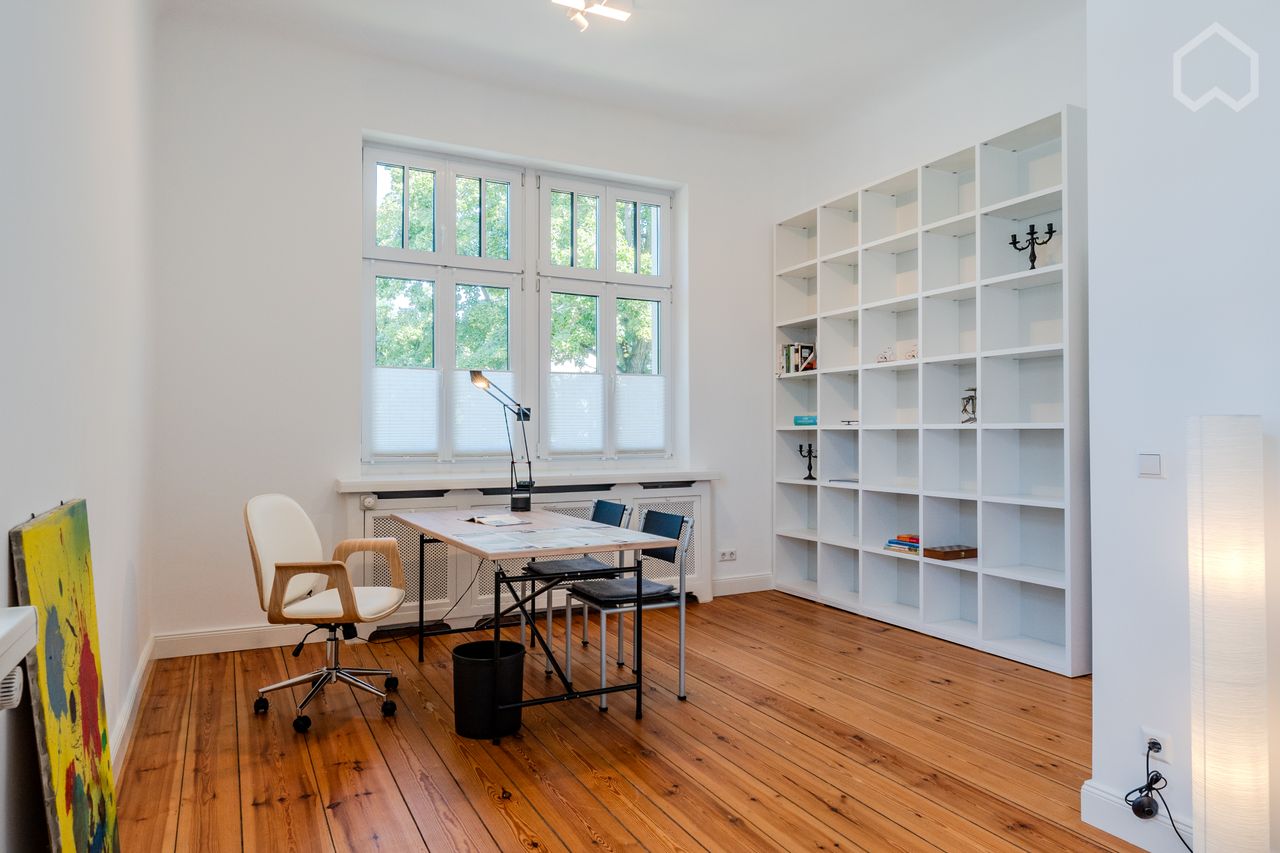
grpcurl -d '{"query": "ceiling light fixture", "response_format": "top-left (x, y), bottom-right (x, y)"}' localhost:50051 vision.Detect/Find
top-left (551, 0), bottom-right (631, 29)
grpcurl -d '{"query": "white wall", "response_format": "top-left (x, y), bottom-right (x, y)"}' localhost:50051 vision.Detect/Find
top-left (0, 0), bottom-right (154, 847)
top-left (148, 8), bottom-right (778, 641)
top-left (770, 6), bottom-right (1085, 217)
top-left (1083, 2), bottom-right (1280, 850)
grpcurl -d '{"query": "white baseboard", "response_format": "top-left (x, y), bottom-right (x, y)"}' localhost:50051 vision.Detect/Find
top-left (152, 621), bottom-right (313, 659)
top-left (711, 573), bottom-right (773, 597)
top-left (110, 634), bottom-right (154, 771)
top-left (1081, 778), bottom-right (1194, 853)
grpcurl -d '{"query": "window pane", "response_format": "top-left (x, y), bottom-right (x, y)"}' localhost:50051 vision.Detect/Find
top-left (375, 163), bottom-right (403, 248)
top-left (575, 194), bottom-right (598, 269)
top-left (638, 202), bottom-right (660, 275)
top-left (549, 190), bottom-right (572, 266)
top-left (484, 179), bottom-right (510, 260)
top-left (550, 292), bottom-right (598, 373)
top-left (616, 298), bottom-right (659, 375)
top-left (375, 277), bottom-right (433, 368)
top-left (407, 168), bottom-right (435, 251)
top-left (371, 368), bottom-right (438, 455)
top-left (548, 373), bottom-right (604, 453)
top-left (456, 176), bottom-right (481, 257)
top-left (453, 369), bottom-right (514, 455)
top-left (615, 200), bottom-right (636, 274)
top-left (616, 375), bottom-right (666, 452)
top-left (455, 284), bottom-right (509, 371)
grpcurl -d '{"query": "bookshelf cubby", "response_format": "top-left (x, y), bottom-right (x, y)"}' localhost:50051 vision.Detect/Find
top-left (818, 544), bottom-right (861, 608)
top-left (862, 233), bottom-right (919, 303)
top-left (922, 563), bottom-right (979, 639)
top-left (863, 552), bottom-right (921, 623)
top-left (921, 148), bottom-right (977, 226)
top-left (862, 171), bottom-right (919, 244)
top-left (772, 108), bottom-right (1088, 675)
top-left (819, 429), bottom-right (859, 484)
top-left (922, 428), bottom-right (977, 497)
top-left (818, 193), bottom-right (860, 257)
top-left (921, 216), bottom-right (977, 292)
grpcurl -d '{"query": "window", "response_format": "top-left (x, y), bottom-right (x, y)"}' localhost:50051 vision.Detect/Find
top-left (363, 143), bottom-right (673, 463)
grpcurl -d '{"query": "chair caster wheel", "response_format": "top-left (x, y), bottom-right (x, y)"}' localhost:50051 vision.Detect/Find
top-left (293, 715), bottom-right (311, 734)
top-left (381, 700), bottom-right (397, 717)
top-left (253, 697), bottom-right (269, 714)
top-left (384, 676), bottom-right (399, 692)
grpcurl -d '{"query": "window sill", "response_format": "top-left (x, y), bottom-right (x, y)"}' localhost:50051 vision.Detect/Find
top-left (336, 467), bottom-right (720, 494)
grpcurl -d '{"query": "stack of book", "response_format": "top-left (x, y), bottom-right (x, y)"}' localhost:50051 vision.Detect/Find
top-left (884, 534), bottom-right (919, 556)
top-left (779, 343), bottom-right (816, 374)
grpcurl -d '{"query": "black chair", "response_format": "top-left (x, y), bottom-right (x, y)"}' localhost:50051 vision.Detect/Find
top-left (566, 508), bottom-right (692, 708)
top-left (520, 500), bottom-right (631, 672)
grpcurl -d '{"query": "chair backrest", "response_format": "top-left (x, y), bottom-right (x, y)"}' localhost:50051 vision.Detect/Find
top-left (591, 500), bottom-right (628, 528)
top-left (639, 508), bottom-right (690, 568)
top-left (244, 494), bottom-right (327, 612)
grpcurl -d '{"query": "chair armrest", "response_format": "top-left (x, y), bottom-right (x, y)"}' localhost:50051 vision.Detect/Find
top-left (269, 562), bottom-right (358, 623)
top-left (332, 537), bottom-right (406, 591)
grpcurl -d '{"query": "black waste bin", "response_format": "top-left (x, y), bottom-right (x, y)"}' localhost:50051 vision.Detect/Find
top-left (452, 639), bottom-right (525, 739)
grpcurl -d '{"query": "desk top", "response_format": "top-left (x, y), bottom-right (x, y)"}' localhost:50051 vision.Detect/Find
top-left (392, 508), bottom-right (679, 562)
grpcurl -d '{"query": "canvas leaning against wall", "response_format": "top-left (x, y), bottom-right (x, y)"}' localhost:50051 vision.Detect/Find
top-left (10, 499), bottom-right (120, 853)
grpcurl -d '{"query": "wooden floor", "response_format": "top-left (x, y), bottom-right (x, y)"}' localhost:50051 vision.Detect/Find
top-left (117, 591), bottom-right (1131, 852)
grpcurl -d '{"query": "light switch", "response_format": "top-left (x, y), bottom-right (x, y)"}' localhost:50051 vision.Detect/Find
top-left (1138, 453), bottom-right (1163, 478)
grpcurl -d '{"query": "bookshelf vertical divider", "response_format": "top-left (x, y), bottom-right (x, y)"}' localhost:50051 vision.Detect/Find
top-left (772, 108), bottom-right (1089, 676)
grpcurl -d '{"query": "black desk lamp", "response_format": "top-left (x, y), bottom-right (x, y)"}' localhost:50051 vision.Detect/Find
top-left (470, 370), bottom-right (534, 511)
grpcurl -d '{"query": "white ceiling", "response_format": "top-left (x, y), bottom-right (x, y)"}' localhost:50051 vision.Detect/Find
top-left (165, 0), bottom-right (1079, 134)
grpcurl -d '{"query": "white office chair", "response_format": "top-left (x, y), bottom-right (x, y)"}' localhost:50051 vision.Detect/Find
top-left (244, 493), bottom-right (406, 733)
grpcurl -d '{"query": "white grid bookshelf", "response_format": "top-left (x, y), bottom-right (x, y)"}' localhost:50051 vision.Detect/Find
top-left (771, 108), bottom-right (1089, 676)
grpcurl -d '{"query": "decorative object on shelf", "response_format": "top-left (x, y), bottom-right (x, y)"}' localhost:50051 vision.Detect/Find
top-left (9, 500), bottom-right (121, 853)
top-left (1009, 222), bottom-right (1056, 270)
top-left (876, 346), bottom-right (894, 363)
top-left (793, 414), bottom-right (817, 426)
top-left (904, 344), bottom-right (918, 360)
top-left (470, 371), bottom-right (534, 511)
top-left (1187, 415), bottom-right (1269, 851)
top-left (797, 443), bottom-right (817, 481)
top-left (923, 545), bottom-right (978, 561)
top-left (840, 419), bottom-right (859, 425)
top-left (961, 387), bottom-right (977, 424)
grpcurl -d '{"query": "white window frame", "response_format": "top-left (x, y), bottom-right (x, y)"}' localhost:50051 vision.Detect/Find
top-left (607, 185), bottom-right (673, 287)
top-left (364, 146), bottom-right (523, 274)
top-left (537, 175), bottom-right (608, 282)
top-left (537, 278), bottom-right (673, 460)
top-left (362, 259), bottom-right (524, 463)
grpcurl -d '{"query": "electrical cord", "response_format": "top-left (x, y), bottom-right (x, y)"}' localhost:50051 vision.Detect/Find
top-left (1124, 743), bottom-right (1192, 852)
top-left (366, 561), bottom-right (486, 643)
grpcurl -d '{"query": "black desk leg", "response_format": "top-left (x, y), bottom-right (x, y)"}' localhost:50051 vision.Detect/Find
top-left (635, 558), bottom-right (643, 720)
top-left (418, 534), bottom-right (426, 662)
top-left (492, 562), bottom-right (502, 745)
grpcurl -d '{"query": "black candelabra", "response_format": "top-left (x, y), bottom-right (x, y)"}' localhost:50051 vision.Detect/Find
top-left (1010, 222), bottom-right (1055, 270)
top-left (798, 443), bottom-right (817, 481)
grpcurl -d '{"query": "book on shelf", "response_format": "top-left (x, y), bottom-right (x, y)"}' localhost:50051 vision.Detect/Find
top-left (779, 342), bottom-right (816, 375)
top-left (887, 538), bottom-right (920, 550)
top-left (894, 534), bottom-right (920, 544)
top-left (793, 415), bottom-right (818, 426)
top-left (884, 545), bottom-right (918, 555)
top-left (827, 477), bottom-right (859, 484)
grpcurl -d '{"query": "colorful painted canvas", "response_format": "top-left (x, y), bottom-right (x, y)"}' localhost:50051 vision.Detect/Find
top-left (10, 500), bottom-right (120, 853)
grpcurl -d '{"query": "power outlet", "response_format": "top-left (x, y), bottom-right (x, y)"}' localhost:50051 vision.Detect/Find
top-left (718, 549), bottom-right (737, 562)
top-left (1141, 726), bottom-right (1172, 765)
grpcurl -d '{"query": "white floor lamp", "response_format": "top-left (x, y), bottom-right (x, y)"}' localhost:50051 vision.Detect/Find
top-left (1187, 415), bottom-right (1269, 851)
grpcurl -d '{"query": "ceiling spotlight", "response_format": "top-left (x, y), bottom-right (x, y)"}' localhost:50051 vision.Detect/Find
top-left (586, 1), bottom-right (630, 21)
top-left (551, 0), bottom-right (631, 29)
